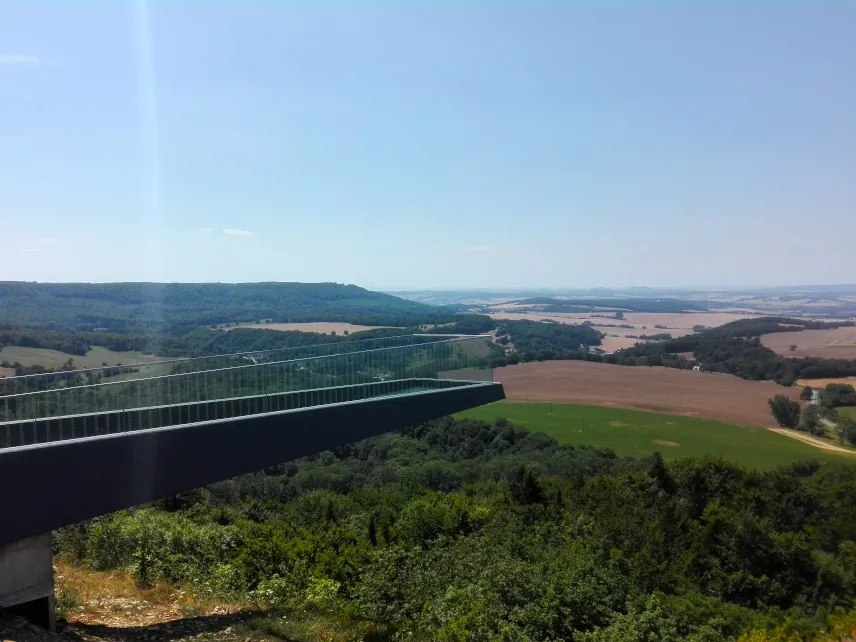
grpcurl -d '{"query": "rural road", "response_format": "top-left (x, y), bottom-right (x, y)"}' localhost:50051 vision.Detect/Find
top-left (769, 428), bottom-right (854, 454)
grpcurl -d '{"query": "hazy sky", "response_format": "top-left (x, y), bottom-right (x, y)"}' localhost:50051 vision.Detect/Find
top-left (1, 2), bottom-right (854, 289)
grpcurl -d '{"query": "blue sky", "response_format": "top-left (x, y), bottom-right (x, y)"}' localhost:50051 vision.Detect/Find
top-left (1, 3), bottom-right (854, 289)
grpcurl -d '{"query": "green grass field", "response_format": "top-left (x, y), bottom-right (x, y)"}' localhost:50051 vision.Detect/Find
top-left (458, 401), bottom-right (855, 470)
top-left (0, 345), bottom-right (163, 371)
top-left (838, 407), bottom-right (856, 421)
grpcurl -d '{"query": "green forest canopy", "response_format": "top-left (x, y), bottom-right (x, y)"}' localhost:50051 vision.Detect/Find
top-left (0, 282), bottom-right (454, 332)
top-left (56, 416), bottom-right (856, 641)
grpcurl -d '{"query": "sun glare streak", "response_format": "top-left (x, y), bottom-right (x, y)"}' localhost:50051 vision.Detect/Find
top-left (132, 0), bottom-right (163, 276)
top-left (131, 0), bottom-right (165, 489)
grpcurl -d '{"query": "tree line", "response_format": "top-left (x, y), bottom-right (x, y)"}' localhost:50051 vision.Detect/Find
top-left (770, 384), bottom-right (856, 446)
top-left (616, 318), bottom-right (856, 385)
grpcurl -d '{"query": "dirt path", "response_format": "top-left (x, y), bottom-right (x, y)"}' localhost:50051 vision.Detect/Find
top-left (767, 428), bottom-right (856, 455)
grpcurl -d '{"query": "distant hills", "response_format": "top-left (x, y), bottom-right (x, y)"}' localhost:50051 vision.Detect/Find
top-left (0, 282), bottom-right (452, 332)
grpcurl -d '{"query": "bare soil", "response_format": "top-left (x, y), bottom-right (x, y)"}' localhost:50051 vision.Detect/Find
top-left (761, 327), bottom-right (856, 359)
top-left (495, 360), bottom-right (799, 428)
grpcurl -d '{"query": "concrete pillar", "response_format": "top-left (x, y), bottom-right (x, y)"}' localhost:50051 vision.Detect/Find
top-left (0, 533), bottom-right (56, 631)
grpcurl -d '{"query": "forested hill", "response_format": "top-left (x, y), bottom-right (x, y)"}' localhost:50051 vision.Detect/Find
top-left (0, 282), bottom-right (452, 331)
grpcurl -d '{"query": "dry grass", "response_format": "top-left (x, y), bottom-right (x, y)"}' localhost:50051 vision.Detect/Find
top-left (55, 563), bottom-right (251, 628)
top-left (762, 327), bottom-right (856, 359)
top-left (50, 563), bottom-right (376, 642)
top-left (797, 377), bottom-right (856, 388)
top-left (226, 322), bottom-right (395, 335)
top-left (599, 336), bottom-right (642, 352)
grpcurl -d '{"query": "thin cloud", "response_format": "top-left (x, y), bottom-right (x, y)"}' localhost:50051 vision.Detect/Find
top-left (39, 237), bottom-right (59, 245)
top-left (0, 55), bottom-right (41, 66)
top-left (21, 248), bottom-right (47, 253)
top-left (223, 228), bottom-right (253, 236)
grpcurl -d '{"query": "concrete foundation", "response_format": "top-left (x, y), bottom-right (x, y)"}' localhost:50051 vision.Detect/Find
top-left (0, 533), bottom-right (55, 631)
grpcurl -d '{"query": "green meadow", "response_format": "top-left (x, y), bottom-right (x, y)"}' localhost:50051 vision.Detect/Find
top-left (458, 400), bottom-right (855, 470)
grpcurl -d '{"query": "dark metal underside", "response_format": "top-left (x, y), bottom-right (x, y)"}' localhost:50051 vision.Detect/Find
top-left (0, 381), bottom-right (504, 546)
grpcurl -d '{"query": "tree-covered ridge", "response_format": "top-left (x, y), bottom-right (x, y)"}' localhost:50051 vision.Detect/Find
top-left (0, 282), bottom-right (452, 331)
top-left (1, 313), bottom-right (603, 373)
top-left (57, 417), bottom-right (856, 641)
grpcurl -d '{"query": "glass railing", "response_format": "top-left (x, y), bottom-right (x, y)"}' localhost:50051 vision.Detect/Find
top-left (0, 334), bottom-right (440, 393)
top-left (0, 335), bottom-right (493, 448)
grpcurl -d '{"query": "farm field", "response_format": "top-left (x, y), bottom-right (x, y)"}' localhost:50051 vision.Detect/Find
top-left (838, 407), bottom-right (856, 421)
top-left (599, 335), bottom-right (645, 352)
top-left (494, 360), bottom-right (799, 428)
top-left (0, 345), bottom-right (162, 370)
top-left (458, 401), bottom-right (852, 469)
top-left (489, 311), bottom-right (753, 352)
top-left (226, 322), bottom-right (396, 335)
top-left (762, 327), bottom-right (856, 359)
top-left (797, 377), bottom-right (856, 388)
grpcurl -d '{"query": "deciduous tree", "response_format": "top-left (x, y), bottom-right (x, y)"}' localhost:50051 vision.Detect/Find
top-left (769, 394), bottom-right (801, 428)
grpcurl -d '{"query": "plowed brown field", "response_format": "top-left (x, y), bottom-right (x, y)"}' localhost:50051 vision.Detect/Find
top-left (495, 361), bottom-right (799, 427)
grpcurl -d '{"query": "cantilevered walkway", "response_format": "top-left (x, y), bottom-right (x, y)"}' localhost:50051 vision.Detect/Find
top-left (0, 335), bottom-right (504, 627)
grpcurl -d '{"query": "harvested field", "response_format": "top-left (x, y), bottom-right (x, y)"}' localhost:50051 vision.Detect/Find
top-left (226, 322), bottom-right (396, 335)
top-left (494, 360), bottom-right (799, 428)
top-left (797, 377), bottom-right (856, 388)
top-left (490, 311), bottom-right (753, 352)
top-left (490, 311), bottom-right (751, 331)
top-left (600, 335), bottom-right (642, 352)
top-left (761, 327), bottom-right (856, 359)
top-left (0, 346), bottom-right (161, 370)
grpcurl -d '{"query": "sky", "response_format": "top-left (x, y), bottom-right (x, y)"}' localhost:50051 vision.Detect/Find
top-left (1, 2), bottom-right (854, 290)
